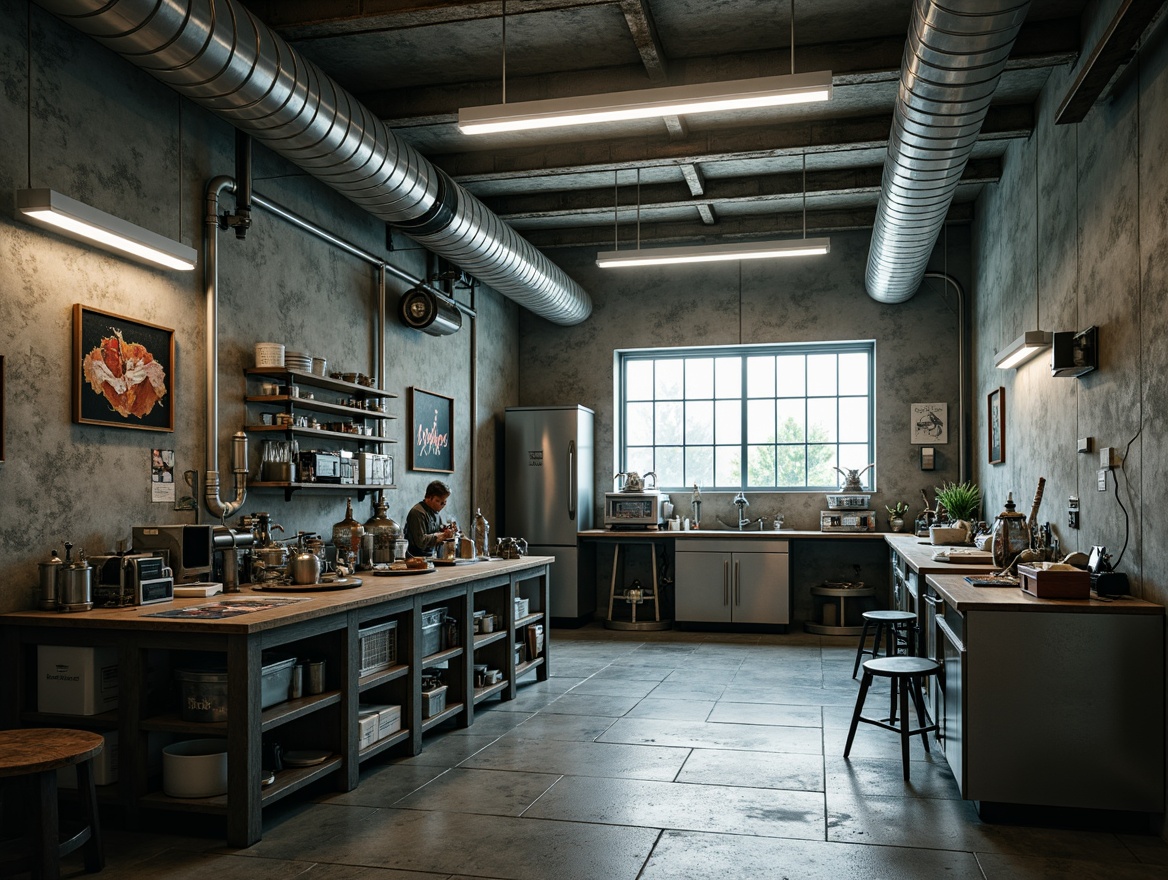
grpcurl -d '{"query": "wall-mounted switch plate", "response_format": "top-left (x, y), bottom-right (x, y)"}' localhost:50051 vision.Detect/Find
top-left (1097, 469), bottom-right (1108, 491)
top-left (1077, 437), bottom-right (1093, 453)
top-left (1099, 447), bottom-right (1120, 469)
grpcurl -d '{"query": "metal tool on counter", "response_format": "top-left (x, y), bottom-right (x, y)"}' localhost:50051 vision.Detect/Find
top-left (246, 512), bottom-right (287, 582)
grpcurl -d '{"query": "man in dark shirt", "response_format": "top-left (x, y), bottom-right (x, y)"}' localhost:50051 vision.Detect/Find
top-left (405, 480), bottom-right (456, 557)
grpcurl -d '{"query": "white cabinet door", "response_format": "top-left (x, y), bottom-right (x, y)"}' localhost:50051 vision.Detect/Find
top-left (733, 551), bottom-right (789, 625)
top-left (674, 551), bottom-right (732, 623)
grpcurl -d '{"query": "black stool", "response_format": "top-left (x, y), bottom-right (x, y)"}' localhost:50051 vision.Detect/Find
top-left (851, 609), bottom-right (915, 678)
top-left (0, 728), bottom-right (105, 880)
top-left (843, 656), bottom-right (940, 781)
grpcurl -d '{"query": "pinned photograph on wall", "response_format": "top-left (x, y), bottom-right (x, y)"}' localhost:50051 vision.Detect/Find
top-left (73, 304), bottom-right (174, 432)
top-left (151, 448), bottom-right (175, 502)
top-left (910, 402), bottom-right (948, 444)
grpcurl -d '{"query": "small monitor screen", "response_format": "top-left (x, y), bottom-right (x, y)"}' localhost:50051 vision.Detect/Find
top-left (133, 524), bottom-right (213, 583)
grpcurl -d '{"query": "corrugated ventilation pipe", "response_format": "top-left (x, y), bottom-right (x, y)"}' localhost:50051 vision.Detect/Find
top-left (35, 0), bottom-right (592, 326)
top-left (866, 0), bottom-right (1030, 303)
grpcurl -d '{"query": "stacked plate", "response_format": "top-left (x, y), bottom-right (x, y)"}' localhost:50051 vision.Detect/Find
top-left (284, 350), bottom-right (313, 373)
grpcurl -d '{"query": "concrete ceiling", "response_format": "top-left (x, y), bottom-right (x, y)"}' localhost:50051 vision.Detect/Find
top-left (238, 0), bottom-right (1088, 252)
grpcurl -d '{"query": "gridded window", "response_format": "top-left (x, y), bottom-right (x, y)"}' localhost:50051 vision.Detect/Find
top-left (619, 342), bottom-right (874, 491)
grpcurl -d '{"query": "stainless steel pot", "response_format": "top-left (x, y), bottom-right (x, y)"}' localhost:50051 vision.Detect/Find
top-left (58, 561), bottom-right (93, 611)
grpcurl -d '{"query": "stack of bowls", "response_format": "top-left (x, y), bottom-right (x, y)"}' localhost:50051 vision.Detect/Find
top-left (284, 350), bottom-right (313, 373)
top-left (254, 342), bottom-right (285, 368)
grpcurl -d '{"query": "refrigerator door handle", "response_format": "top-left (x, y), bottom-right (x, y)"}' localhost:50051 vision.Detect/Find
top-left (734, 560), bottom-right (740, 606)
top-left (723, 560), bottom-right (729, 606)
top-left (567, 440), bottom-right (576, 520)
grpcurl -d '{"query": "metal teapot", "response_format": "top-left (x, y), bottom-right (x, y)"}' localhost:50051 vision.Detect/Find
top-left (615, 471), bottom-right (656, 493)
top-left (287, 532), bottom-right (323, 585)
top-left (495, 537), bottom-right (528, 560)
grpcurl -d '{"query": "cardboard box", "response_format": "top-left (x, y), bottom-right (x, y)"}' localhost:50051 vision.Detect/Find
top-left (38, 645), bottom-right (119, 715)
top-left (378, 705), bottom-right (402, 738)
top-left (358, 707), bottom-right (380, 749)
top-left (58, 731), bottom-right (118, 788)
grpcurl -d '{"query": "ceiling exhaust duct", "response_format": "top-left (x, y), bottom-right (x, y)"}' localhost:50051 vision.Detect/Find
top-left (866, 0), bottom-right (1030, 303)
top-left (35, 0), bottom-right (591, 326)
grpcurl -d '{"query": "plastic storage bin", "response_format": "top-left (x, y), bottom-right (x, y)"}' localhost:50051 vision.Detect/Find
top-left (421, 607), bottom-right (445, 656)
top-left (176, 654), bottom-right (295, 722)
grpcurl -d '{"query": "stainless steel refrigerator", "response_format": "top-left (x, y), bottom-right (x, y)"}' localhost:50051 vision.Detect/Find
top-left (505, 405), bottom-right (594, 622)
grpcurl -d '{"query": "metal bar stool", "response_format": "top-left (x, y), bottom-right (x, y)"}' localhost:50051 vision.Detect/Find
top-left (0, 728), bottom-right (105, 880)
top-left (843, 656), bottom-right (940, 781)
top-left (851, 609), bottom-right (916, 678)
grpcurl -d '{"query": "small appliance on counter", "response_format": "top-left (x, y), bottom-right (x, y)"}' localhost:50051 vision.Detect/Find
top-left (91, 552), bottom-right (173, 606)
top-left (604, 471), bottom-right (662, 530)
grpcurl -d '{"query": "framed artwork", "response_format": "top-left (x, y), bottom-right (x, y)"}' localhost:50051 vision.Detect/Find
top-left (910, 402), bottom-right (948, 444)
top-left (73, 304), bottom-right (174, 432)
top-left (988, 387), bottom-right (1005, 465)
top-left (409, 387), bottom-right (454, 473)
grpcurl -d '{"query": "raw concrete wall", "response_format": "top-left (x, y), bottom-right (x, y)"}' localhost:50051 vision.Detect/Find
top-left (0, 5), bottom-right (518, 612)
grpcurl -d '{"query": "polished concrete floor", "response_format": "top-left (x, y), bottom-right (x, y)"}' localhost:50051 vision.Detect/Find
top-left (65, 625), bottom-right (1167, 879)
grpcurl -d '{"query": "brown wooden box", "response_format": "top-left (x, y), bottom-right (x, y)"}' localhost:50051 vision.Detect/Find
top-left (1017, 564), bottom-right (1091, 599)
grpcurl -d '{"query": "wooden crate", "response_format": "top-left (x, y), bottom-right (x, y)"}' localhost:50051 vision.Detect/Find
top-left (1017, 565), bottom-right (1090, 599)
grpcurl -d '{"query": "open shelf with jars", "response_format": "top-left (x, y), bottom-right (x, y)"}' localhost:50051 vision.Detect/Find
top-left (243, 368), bottom-right (398, 500)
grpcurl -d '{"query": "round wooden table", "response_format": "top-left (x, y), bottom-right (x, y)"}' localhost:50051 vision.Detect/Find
top-left (0, 728), bottom-right (105, 880)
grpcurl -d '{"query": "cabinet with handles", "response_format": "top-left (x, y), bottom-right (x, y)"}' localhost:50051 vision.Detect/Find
top-left (674, 539), bottom-right (789, 626)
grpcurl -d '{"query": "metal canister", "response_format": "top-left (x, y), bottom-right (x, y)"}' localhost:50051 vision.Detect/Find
top-left (57, 543), bottom-right (93, 612)
top-left (38, 549), bottom-right (63, 610)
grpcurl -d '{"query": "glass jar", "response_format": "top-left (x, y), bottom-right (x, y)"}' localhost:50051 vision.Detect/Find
top-left (331, 497), bottom-right (365, 567)
top-left (991, 492), bottom-right (1030, 570)
top-left (364, 496), bottom-right (401, 565)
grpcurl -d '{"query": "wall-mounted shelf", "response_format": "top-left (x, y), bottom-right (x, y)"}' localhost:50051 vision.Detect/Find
top-left (245, 367), bottom-right (397, 400)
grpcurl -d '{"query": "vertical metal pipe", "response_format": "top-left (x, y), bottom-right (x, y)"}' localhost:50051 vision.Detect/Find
top-left (923, 271), bottom-right (967, 483)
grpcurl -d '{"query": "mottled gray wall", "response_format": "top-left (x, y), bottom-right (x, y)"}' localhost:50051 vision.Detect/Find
top-left (971, 16), bottom-right (1167, 613)
top-left (521, 229), bottom-right (970, 533)
top-left (0, 6), bottom-right (518, 612)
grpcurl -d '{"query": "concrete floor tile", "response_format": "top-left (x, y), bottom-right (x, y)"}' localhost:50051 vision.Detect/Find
top-left (1119, 833), bottom-right (1168, 865)
top-left (624, 697), bottom-right (716, 721)
top-left (485, 690), bottom-right (564, 713)
top-left (60, 847), bottom-right (430, 880)
top-left (461, 735), bottom-right (690, 781)
top-left (976, 852), bottom-right (1168, 879)
top-left (525, 775), bottom-right (825, 839)
top-left (600, 717), bottom-right (823, 754)
top-left (639, 830), bottom-right (986, 880)
top-left (649, 679), bottom-right (727, 700)
top-left (827, 792), bottom-right (1135, 861)
top-left (567, 676), bottom-right (660, 698)
top-left (446, 706), bottom-right (533, 736)
top-left (397, 733), bottom-right (501, 768)
top-left (242, 806), bottom-right (657, 880)
top-left (824, 754), bottom-right (961, 800)
top-left (720, 683), bottom-right (858, 707)
top-left (321, 762), bottom-right (448, 807)
top-left (537, 691), bottom-right (642, 716)
top-left (587, 665), bottom-right (672, 682)
top-left (823, 723), bottom-right (946, 764)
top-left (677, 748), bottom-right (824, 792)
top-left (508, 711), bottom-right (617, 741)
top-left (393, 767), bottom-right (560, 816)
top-left (707, 701), bottom-right (822, 727)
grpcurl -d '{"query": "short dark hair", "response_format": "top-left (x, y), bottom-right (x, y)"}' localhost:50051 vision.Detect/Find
top-left (425, 480), bottom-right (451, 499)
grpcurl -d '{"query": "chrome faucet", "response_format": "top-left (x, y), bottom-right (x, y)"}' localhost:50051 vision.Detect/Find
top-left (733, 492), bottom-right (750, 530)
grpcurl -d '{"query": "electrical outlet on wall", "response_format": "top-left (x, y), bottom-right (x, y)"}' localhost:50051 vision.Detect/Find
top-left (1067, 496), bottom-right (1079, 529)
top-left (1097, 469), bottom-right (1108, 491)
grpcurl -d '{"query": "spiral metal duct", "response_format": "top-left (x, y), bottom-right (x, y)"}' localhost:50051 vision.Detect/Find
top-left (35, 0), bottom-right (592, 325)
top-left (865, 0), bottom-right (1030, 303)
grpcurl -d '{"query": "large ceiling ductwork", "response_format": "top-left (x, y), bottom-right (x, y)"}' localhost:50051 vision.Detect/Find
top-left (35, 0), bottom-right (592, 326)
top-left (866, 0), bottom-right (1030, 303)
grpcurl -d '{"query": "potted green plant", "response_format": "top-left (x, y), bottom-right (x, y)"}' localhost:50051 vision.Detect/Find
top-left (885, 501), bottom-right (909, 532)
top-left (932, 481), bottom-right (982, 544)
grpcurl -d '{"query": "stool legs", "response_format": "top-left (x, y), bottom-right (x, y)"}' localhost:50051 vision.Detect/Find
top-left (32, 771), bottom-right (60, 880)
top-left (77, 758), bottom-right (104, 873)
top-left (851, 620), bottom-right (872, 678)
top-left (843, 670), bottom-right (872, 758)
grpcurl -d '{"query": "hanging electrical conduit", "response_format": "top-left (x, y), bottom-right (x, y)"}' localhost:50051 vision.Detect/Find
top-left (35, 0), bottom-right (592, 327)
top-left (203, 175), bottom-right (476, 519)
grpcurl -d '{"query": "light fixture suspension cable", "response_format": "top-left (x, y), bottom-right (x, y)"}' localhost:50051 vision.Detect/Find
top-left (802, 153), bottom-right (807, 239)
top-left (636, 168), bottom-right (641, 250)
top-left (501, 0), bottom-right (507, 104)
top-left (790, 0), bottom-right (796, 75)
top-left (613, 169), bottom-right (619, 251)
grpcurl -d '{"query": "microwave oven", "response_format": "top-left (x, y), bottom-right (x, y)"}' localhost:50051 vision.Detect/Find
top-left (603, 492), bottom-right (662, 529)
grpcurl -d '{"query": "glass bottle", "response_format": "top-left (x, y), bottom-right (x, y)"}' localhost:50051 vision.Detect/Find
top-left (364, 495), bottom-right (400, 565)
top-left (331, 497), bottom-right (364, 569)
top-left (473, 508), bottom-right (490, 559)
top-left (991, 492), bottom-right (1030, 570)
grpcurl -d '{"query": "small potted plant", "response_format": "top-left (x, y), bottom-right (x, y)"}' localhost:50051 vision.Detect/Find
top-left (932, 481), bottom-right (982, 544)
top-left (885, 502), bottom-right (909, 532)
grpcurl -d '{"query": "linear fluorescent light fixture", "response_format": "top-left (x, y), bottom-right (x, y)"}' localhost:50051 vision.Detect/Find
top-left (16, 188), bottom-right (196, 271)
top-left (596, 237), bottom-right (831, 268)
top-left (994, 330), bottom-right (1052, 369)
top-left (459, 70), bottom-right (833, 135)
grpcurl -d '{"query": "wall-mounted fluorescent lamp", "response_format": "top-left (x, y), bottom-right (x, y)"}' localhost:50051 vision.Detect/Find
top-left (994, 330), bottom-right (1052, 369)
top-left (459, 70), bottom-right (833, 135)
top-left (596, 237), bottom-right (830, 269)
top-left (16, 188), bottom-right (197, 271)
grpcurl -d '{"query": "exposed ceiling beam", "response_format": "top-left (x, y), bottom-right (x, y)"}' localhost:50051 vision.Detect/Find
top-left (481, 160), bottom-right (1001, 221)
top-left (618, 0), bottom-right (668, 82)
top-left (240, 0), bottom-right (615, 39)
top-left (521, 203), bottom-right (977, 248)
top-left (696, 204), bottom-right (716, 225)
top-left (1056, 0), bottom-right (1168, 124)
top-left (366, 20), bottom-right (1077, 126)
top-left (439, 105), bottom-right (1032, 185)
top-left (679, 164), bottom-right (706, 197)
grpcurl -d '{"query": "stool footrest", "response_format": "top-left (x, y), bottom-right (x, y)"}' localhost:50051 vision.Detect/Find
top-left (858, 715), bottom-right (938, 738)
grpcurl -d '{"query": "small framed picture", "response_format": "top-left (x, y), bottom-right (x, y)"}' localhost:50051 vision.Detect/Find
top-left (910, 402), bottom-right (948, 444)
top-left (409, 387), bottom-right (454, 473)
top-left (988, 387), bottom-right (1005, 465)
top-left (73, 304), bottom-right (174, 432)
